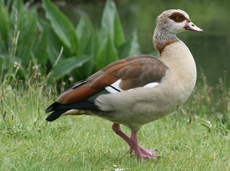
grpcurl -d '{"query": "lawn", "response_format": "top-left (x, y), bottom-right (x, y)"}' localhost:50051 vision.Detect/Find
top-left (0, 78), bottom-right (229, 171)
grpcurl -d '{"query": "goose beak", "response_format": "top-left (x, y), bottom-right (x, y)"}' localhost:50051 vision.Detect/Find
top-left (185, 20), bottom-right (203, 33)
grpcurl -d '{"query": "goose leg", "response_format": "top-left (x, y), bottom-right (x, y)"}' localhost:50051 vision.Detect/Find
top-left (112, 123), bottom-right (160, 159)
top-left (112, 123), bottom-right (133, 153)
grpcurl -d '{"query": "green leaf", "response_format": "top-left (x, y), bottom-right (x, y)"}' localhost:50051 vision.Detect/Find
top-left (76, 18), bottom-right (94, 56)
top-left (10, 0), bottom-right (24, 15)
top-left (38, 19), bottom-right (65, 65)
top-left (0, 55), bottom-right (5, 75)
top-left (118, 30), bottom-right (141, 59)
top-left (3, 0), bottom-right (13, 8)
top-left (76, 18), bottom-right (98, 77)
top-left (7, 0), bottom-right (38, 68)
top-left (32, 31), bottom-right (48, 66)
top-left (18, 13), bottom-right (38, 67)
top-left (0, 3), bottom-right (10, 53)
top-left (42, 0), bottom-right (78, 53)
top-left (52, 56), bottom-right (90, 80)
top-left (114, 13), bottom-right (125, 48)
top-left (96, 34), bottom-right (118, 70)
top-left (100, 0), bottom-right (124, 48)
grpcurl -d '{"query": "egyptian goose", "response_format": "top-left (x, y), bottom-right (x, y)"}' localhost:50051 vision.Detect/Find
top-left (46, 9), bottom-right (203, 160)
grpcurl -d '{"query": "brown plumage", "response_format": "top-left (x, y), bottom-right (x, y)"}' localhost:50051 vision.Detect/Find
top-left (55, 55), bottom-right (168, 104)
top-left (46, 9), bottom-right (203, 160)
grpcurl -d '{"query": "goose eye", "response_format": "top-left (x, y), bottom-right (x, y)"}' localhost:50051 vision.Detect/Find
top-left (169, 12), bottom-right (186, 22)
top-left (176, 16), bottom-right (180, 20)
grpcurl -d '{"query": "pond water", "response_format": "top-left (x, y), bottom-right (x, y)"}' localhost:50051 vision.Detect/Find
top-left (58, 0), bottom-right (230, 87)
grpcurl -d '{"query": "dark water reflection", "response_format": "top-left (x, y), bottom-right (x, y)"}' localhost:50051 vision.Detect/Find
top-left (59, 0), bottom-right (230, 87)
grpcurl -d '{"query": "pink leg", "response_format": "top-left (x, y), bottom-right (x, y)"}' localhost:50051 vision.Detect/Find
top-left (112, 123), bottom-right (133, 153)
top-left (112, 123), bottom-right (160, 159)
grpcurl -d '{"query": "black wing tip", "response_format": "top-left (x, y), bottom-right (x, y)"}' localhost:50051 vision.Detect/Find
top-left (45, 108), bottom-right (52, 113)
top-left (45, 100), bottom-right (102, 122)
top-left (46, 113), bottom-right (59, 122)
top-left (46, 116), bottom-right (57, 122)
top-left (45, 102), bottom-right (58, 113)
top-left (46, 109), bottom-right (67, 122)
top-left (46, 116), bottom-right (55, 122)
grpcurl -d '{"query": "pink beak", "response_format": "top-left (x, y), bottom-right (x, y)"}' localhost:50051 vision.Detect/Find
top-left (185, 20), bottom-right (203, 33)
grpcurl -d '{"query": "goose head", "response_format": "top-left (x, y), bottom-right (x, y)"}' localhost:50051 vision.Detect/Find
top-left (153, 9), bottom-right (203, 52)
top-left (157, 9), bottom-right (203, 34)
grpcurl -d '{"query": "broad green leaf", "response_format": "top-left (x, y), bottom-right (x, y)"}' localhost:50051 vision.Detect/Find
top-left (11, 0), bottom-right (24, 13)
top-left (77, 18), bottom-right (94, 56)
top-left (42, 0), bottom-right (78, 53)
top-left (83, 34), bottom-right (98, 77)
top-left (76, 18), bottom-right (98, 77)
top-left (38, 19), bottom-right (66, 65)
top-left (18, 14), bottom-right (37, 67)
top-left (7, 0), bottom-right (38, 68)
top-left (71, 30), bottom-right (78, 55)
top-left (9, 1), bottom-right (24, 31)
top-left (114, 13), bottom-right (124, 48)
top-left (32, 31), bottom-right (48, 66)
top-left (118, 30), bottom-right (141, 59)
top-left (0, 3), bottom-right (10, 53)
top-left (4, 0), bottom-right (14, 9)
top-left (0, 33), bottom-right (1, 53)
top-left (96, 34), bottom-right (118, 70)
top-left (0, 55), bottom-right (5, 75)
top-left (52, 56), bottom-right (89, 80)
top-left (18, 11), bottom-right (37, 45)
top-left (100, 0), bottom-right (124, 48)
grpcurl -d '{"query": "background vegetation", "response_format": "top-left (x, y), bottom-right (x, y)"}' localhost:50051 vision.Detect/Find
top-left (0, 0), bottom-right (141, 85)
top-left (0, 0), bottom-right (229, 170)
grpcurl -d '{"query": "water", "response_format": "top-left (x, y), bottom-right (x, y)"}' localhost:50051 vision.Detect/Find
top-left (59, 0), bottom-right (230, 87)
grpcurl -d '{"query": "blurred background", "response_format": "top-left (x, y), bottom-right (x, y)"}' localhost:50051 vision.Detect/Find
top-left (33, 0), bottom-right (230, 87)
top-left (20, 0), bottom-right (230, 86)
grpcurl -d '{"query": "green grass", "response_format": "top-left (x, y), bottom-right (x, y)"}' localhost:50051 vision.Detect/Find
top-left (0, 75), bottom-right (230, 171)
top-left (1, 113), bottom-right (230, 170)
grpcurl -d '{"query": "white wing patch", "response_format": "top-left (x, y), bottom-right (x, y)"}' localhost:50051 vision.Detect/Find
top-left (105, 79), bottom-right (159, 93)
top-left (105, 79), bottom-right (123, 93)
top-left (144, 82), bottom-right (159, 88)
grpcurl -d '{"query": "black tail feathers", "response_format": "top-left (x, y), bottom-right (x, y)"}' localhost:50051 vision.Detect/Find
top-left (45, 101), bottom-right (101, 122)
top-left (46, 102), bottom-right (59, 113)
top-left (46, 109), bottom-right (68, 122)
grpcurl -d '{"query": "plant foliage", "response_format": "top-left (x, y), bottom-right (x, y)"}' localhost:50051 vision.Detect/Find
top-left (0, 0), bottom-right (141, 83)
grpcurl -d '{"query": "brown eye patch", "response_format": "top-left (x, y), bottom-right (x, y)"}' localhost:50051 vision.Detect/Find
top-left (169, 12), bottom-right (186, 23)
